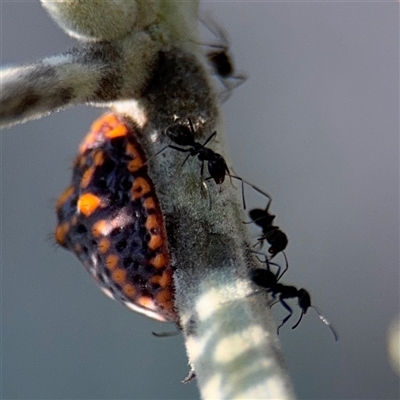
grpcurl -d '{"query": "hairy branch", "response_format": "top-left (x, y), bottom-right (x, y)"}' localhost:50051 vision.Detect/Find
top-left (1, 1), bottom-right (295, 398)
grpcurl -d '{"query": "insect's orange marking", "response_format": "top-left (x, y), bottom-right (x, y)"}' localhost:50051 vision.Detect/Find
top-left (105, 124), bottom-right (127, 139)
top-left (81, 166), bottom-right (95, 188)
top-left (150, 253), bottom-right (167, 269)
top-left (159, 270), bottom-right (173, 288)
top-left (148, 234), bottom-right (163, 250)
top-left (127, 158), bottom-right (143, 172)
top-left (112, 268), bottom-right (127, 284)
top-left (123, 284), bottom-right (136, 298)
top-left (93, 151), bottom-right (105, 166)
top-left (137, 296), bottom-right (156, 310)
top-left (92, 219), bottom-right (109, 237)
top-left (79, 114), bottom-right (120, 153)
top-left (131, 177), bottom-right (151, 199)
top-left (100, 113), bottom-right (120, 128)
top-left (77, 193), bottom-right (101, 217)
top-left (151, 270), bottom-right (172, 288)
top-left (126, 143), bottom-right (144, 172)
top-left (145, 215), bottom-right (159, 232)
top-left (56, 186), bottom-right (74, 211)
top-left (126, 142), bottom-right (141, 158)
top-left (98, 238), bottom-right (110, 253)
top-left (156, 290), bottom-right (173, 310)
top-left (105, 254), bottom-right (119, 270)
top-left (55, 222), bottom-right (70, 245)
top-left (143, 197), bottom-right (156, 211)
top-left (90, 116), bottom-right (107, 134)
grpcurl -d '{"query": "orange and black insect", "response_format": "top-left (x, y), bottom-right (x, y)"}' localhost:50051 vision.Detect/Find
top-left (55, 113), bottom-right (177, 323)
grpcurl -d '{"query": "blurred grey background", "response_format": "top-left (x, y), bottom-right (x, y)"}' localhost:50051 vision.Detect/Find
top-left (1, 1), bottom-right (399, 399)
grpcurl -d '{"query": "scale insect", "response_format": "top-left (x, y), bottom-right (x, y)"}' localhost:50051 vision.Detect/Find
top-left (55, 113), bottom-right (178, 323)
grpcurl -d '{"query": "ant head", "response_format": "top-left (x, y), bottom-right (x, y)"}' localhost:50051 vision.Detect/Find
top-left (290, 289), bottom-right (339, 341)
top-left (297, 289), bottom-right (311, 313)
top-left (165, 123), bottom-right (195, 147)
top-left (249, 208), bottom-right (275, 228)
top-left (207, 51), bottom-right (233, 77)
top-left (207, 153), bottom-right (228, 184)
top-left (250, 268), bottom-right (277, 289)
top-left (268, 231), bottom-right (288, 257)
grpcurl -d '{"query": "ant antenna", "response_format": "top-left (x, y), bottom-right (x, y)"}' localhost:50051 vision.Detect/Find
top-left (291, 311), bottom-right (305, 330)
top-left (247, 248), bottom-right (287, 280)
top-left (279, 251), bottom-right (289, 280)
top-left (309, 306), bottom-right (339, 341)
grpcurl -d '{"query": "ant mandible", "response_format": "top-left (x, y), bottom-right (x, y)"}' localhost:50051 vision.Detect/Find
top-left (248, 192), bottom-right (289, 259)
top-left (249, 258), bottom-right (338, 341)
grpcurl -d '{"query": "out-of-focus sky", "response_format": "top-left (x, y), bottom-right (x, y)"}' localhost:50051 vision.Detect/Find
top-left (2, 1), bottom-right (399, 399)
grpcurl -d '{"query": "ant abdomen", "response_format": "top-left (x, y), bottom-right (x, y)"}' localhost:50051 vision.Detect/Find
top-left (250, 268), bottom-right (276, 288)
top-left (268, 230), bottom-right (289, 257)
top-left (207, 153), bottom-right (228, 184)
top-left (249, 208), bottom-right (275, 227)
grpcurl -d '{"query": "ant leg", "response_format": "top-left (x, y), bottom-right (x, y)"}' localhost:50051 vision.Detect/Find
top-left (240, 178), bottom-right (273, 212)
top-left (276, 299), bottom-right (293, 335)
top-left (201, 131), bottom-right (217, 148)
top-left (152, 330), bottom-right (180, 338)
top-left (218, 75), bottom-right (247, 103)
top-left (199, 14), bottom-right (229, 47)
top-left (270, 299), bottom-right (279, 308)
top-left (165, 145), bottom-right (192, 166)
top-left (277, 252), bottom-right (289, 280)
top-left (182, 367), bottom-right (196, 383)
top-left (291, 311), bottom-right (305, 330)
top-left (167, 145), bottom-right (191, 153)
top-left (246, 249), bottom-right (278, 274)
top-left (181, 153), bottom-right (192, 167)
top-left (188, 118), bottom-right (196, 135)
top-left (144, 145), bottom-right (170, 166)
top-left (252, 236), bottom-right (265, 249)
top-left (229, 175), bottom-right (247, 209)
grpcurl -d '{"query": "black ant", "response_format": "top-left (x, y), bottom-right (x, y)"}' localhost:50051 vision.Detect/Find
top-left (247, 193), bottom-right (289, 259)
top-left (156, 118), bottom-right (269, 210)
top-left (249, 259), bottom-right (338, 341)
top-left (197, 16), bottom-right (247, 102)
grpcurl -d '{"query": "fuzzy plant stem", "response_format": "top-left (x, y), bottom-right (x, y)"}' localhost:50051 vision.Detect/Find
top-left (0, 1), bottom-right (295, 398)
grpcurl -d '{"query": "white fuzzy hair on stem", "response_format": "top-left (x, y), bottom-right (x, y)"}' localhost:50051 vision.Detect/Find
top-left (0, 1), bottom-right (295, 398)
